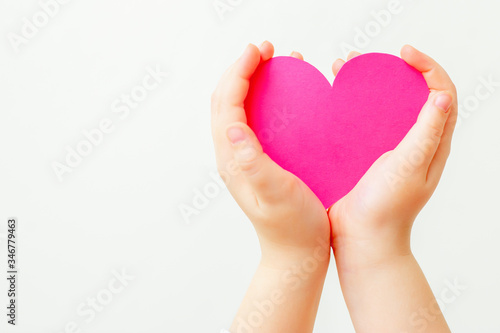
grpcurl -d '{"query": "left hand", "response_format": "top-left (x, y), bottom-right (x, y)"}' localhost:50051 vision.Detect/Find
top-left (211, 41), bottom-right (331, 266)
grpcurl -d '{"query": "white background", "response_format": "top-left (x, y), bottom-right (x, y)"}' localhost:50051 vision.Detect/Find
top-left (0, 0), bottom-right (499, 332)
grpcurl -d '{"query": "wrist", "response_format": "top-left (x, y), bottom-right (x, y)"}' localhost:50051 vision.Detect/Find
top-left (257, 251), bottom-right (330, 297)
top-left (332, 221), bottom-right (412, 273)
top-left (259, 237), bottom-right (331, 272)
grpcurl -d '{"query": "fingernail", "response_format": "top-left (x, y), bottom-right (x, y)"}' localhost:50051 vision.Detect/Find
top-left (259, 41), bottom-right (267, 49)
top-left (434, 93), bottom-right (452, 112)
top-left (227, 126), bottom-right (247, 145)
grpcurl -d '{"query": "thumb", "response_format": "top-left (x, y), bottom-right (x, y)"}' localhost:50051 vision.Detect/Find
top-left (392, 92), bottom-right (453, 173)
top-left (226, 123), bottom-right (292, 203)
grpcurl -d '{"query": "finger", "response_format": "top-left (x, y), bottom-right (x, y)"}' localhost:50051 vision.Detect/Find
top-left (426, 105), bottom-right (457, 183)
top-left (332, 51), bottom-right (361, 76)
top-left (212, 44), bottom-right (261, 114)
top-left (259, 40), bottom-right (274, 61)
top-left (226, 122), bottom-right (294, 204)
top-left (392, 92), bottom-right (453, 176)
top-left (290, 51), bottom-right (304, 61)
top-left (347, 51), bottom-right (361, 61)
top-left (400, 45), bottom-right (456, 94)
top-left (211, 44), bottom-right (261, 180)
top-left (401, 45), bottom-right (458, 183)
top-left (211, 43), bottom-right (260, 129)
top-left (332, 58), bottom-right (345, 76)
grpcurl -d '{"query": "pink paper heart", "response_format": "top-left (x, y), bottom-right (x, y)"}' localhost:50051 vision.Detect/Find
top-left (245, 53), bottom-right (429, 208)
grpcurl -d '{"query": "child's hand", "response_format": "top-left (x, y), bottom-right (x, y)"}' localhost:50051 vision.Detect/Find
top-left (328, 46), bottom-right (456, 332)
top-left (213, 42), bottom-right (330, 333)
top-left (211, 42), bottom-right (330, 267)
top-left (329, 45), bottom-right (457, 265)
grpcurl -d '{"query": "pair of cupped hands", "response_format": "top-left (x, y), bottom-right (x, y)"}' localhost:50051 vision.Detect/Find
top-left (211, 41), bottom-right (457, 332)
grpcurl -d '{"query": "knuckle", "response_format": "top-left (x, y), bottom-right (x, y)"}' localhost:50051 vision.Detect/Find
top-left (425, 113), bottom-right (446, 140)
top-left (416, 137), bottom-right (437, 158)
top-left (238, 155), bottom-right (260, 175)
top-left (428, 126), bottom-right (443, 141)
top-left (238, 152), bottom-right (267, 182)
top-left (234, 145), bottom-right (261, 174)
top-left (429, 122), bottom-right (445, 139)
